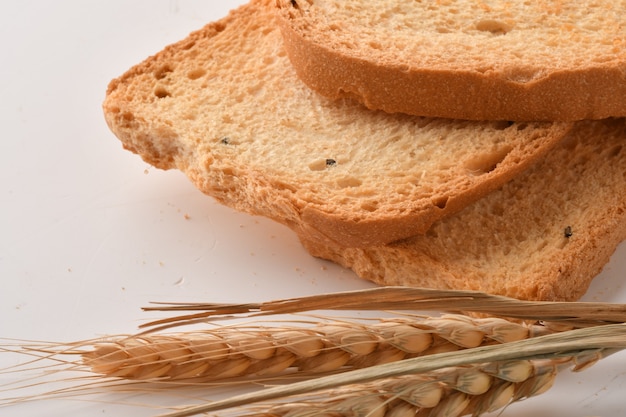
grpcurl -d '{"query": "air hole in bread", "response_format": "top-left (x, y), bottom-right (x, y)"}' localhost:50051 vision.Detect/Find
top-left (493, 121), bottom-right (515, 130)
top-left (605, 144), bottom-right (623, 158)
top-left (340, 41), bottom-right (355, 50)
top-left (464, 146), bottom-right (513, 175)
top-left (187, 68), bottom-right (206, 80)
top-left (516, 123), bottom-right (528, 131)
top-left (247, 83), bottom-right (264, 96)
top-left (337, 177), bottom-right (362, 188)
top-left (336, 87), bottom-right (365, 104)
top-left (361, 201), bottom-right (378, 212)
top-left (432, 195), bottom-right (449, 210)
top-left (180, 40), bottom-right (196, 51)
top-left (475, 19), bottom-right (512, 35)
top-left (154, 65), bottom-right (173, 80)
top-left (263, 56), bottom-right (276, 65)
top-left (154, 87), bottom-right (171, 99)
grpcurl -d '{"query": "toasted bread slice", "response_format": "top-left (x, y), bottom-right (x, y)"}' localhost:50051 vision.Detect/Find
top-left (300, 119), bottom-right (626, 301)
top-left (276, 0), bottom-right (626, 121)
top-left (103, 0), bottom-right (570, 247)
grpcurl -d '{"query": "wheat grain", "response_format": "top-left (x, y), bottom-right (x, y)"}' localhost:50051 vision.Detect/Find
top-left (233, 351), bottom-right (602, 417)
top-left (81, 315), bottom-right (548, 382)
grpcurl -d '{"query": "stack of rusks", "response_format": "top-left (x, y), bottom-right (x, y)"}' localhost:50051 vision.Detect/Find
top-left (103, 0), bottom-right (626, 301)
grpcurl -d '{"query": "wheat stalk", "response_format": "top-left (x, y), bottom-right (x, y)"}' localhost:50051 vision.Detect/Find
top-left (143, 287), bottom-right (626, 330)
top-left (81, 315), bottom-right (551, 382)
top-left (234, 350), bottom-right (604, 417)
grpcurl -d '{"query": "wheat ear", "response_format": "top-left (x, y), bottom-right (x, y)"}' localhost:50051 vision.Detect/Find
top-left (235, 350), bottom-right (605, 417)
top-left (155, 323), bottom-right (626, 417)
top-left (81, 315), bottom-right (549, 382)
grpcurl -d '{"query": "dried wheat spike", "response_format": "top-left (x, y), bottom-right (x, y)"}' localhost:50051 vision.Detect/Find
top-left (237, 351), bottom-right (603, 417)
top-left (82, 315), bottom-right (550, 382)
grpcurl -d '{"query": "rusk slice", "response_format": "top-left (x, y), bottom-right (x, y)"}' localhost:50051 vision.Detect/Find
top-left (300, 119), bottom-right (626, 301)
top-left (276, 0), bottom-right (626, 121)
top-left (103, 0), bottom-right (570, 247)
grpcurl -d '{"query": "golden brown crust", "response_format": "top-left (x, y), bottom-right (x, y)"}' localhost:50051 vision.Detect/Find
top-left (276, 3), bottom-right (626, 122)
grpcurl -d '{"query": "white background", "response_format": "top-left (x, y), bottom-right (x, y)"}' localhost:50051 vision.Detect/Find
top-left (1, 1), bottom-right (625, 416)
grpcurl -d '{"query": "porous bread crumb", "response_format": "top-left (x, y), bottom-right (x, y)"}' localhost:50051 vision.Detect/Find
top-left (300, 119), bottom-right (626, 301)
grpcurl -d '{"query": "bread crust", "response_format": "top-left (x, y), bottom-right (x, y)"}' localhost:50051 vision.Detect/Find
top-left (276, 1), bottom-right (626, 121)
